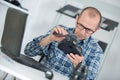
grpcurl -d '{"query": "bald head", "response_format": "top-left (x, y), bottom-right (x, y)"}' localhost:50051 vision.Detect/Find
top-left (78, 7), bottom-right (102, 27)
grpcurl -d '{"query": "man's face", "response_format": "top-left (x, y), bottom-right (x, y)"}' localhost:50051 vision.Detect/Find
top-left (74, 10), bottom-right (100, 40)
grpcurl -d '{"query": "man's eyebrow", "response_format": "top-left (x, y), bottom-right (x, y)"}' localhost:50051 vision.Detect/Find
top-left (79, 23), bottom-right (85, 28)
top-left (78, 23), bottom-right (86, 29)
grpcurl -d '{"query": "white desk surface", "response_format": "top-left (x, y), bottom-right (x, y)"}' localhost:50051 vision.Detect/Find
top-left (0, 51), bottom-right (69, 80)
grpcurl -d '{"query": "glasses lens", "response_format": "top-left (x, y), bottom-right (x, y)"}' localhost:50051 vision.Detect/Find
top-left (77, 23), bottom-right (84, 30)
top-left (86, 29), bottom-right (93, 34)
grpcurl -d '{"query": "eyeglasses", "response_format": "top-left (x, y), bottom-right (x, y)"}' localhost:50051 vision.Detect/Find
top-left (77, 22), bottom-right (95, 34)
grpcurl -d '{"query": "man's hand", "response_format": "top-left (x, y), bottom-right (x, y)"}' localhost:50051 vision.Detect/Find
top-left (67, 53), bottom-right (84, 68)
top-left (49, 26), bottom-right (68, 42)
top-left (39, 26), bottom-right (68, 46)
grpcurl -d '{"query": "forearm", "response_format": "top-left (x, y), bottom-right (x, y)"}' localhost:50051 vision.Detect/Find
top-left (24, 41), bottom-right (43, 57)
top-left (24, 36), bottom-right (51, 56)
top-left (39, 35), bottom-right (52, 46)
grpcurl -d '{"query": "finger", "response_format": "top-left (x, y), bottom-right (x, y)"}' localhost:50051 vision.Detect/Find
top-left (69, 53), bottom-right (80, 62)
top-left (57, 27), bottom-right (63, 34)
top-left (75, 54), bottom-right (81, 59)
top-left (67, 54), bottom-right (79, 67)
top-left (56, 26), bottom-right (67, 35)
top-left (75, 54), bottom-right (84, 62)
top-left (69, 53), bottom-right (76, 59)
top-left (61, 27), bottom-right (68, 35)
top-left (53, 27), bottom-right (59, 33)
top-left (67, 54), bottom-right (76, 63)
top-left (69, 53), bottom-right (84, 63)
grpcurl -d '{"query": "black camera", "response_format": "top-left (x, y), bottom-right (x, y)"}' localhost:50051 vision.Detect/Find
top-left (57, 34), bottom-right (82, 56)
top-left (53, 31), bottom-right (88, 80)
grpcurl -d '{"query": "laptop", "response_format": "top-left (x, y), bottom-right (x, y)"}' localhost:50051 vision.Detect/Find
top-left (0, 8), bottom-right (53, 79)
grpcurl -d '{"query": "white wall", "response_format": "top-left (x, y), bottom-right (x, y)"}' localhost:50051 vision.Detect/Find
top-left (100, 0), bottom-right (120, 8)
top-left (0, 4), bottom-right (8, 47)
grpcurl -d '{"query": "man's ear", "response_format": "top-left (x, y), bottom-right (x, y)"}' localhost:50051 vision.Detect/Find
top-left (75, 15), bottom-right (79, 23)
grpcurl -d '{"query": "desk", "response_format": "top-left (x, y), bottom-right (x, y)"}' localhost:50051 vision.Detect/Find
top-left (0, 51), bottom-right (69, 80)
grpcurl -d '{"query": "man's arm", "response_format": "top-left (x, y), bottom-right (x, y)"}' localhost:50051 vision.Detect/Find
top-left (39, 36), bottom-right (52, 46)
top-left (24, 26), bottom-right (68, 57)
top-left (24, 36), bottom-right (50, 57)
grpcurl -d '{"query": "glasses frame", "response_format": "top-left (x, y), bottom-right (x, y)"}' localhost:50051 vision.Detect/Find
top-left (77, 22), bottom-right (95, 34)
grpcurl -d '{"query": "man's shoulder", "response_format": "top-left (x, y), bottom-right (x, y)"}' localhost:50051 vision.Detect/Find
top-left (87, 37), bottom-right (103, 53)
top-left (87, 36), bottom-right (98, 44)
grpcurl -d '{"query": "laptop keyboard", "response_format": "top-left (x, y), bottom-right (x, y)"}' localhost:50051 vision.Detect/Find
top-left (15, 54), bottom-right (53, 79)
top-left (16, 55), bottom-right (50, 72)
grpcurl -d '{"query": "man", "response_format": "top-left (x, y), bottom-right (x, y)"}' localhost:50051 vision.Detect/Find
top-left (24, 7), bottom-right (103, 80)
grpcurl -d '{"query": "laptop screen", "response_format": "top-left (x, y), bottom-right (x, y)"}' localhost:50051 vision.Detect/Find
top-left (1, 8), bottom-right (27, 58)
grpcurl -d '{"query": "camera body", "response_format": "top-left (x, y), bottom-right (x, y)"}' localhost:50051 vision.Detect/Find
top-left (58, 34), bottom-right (82, 56)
